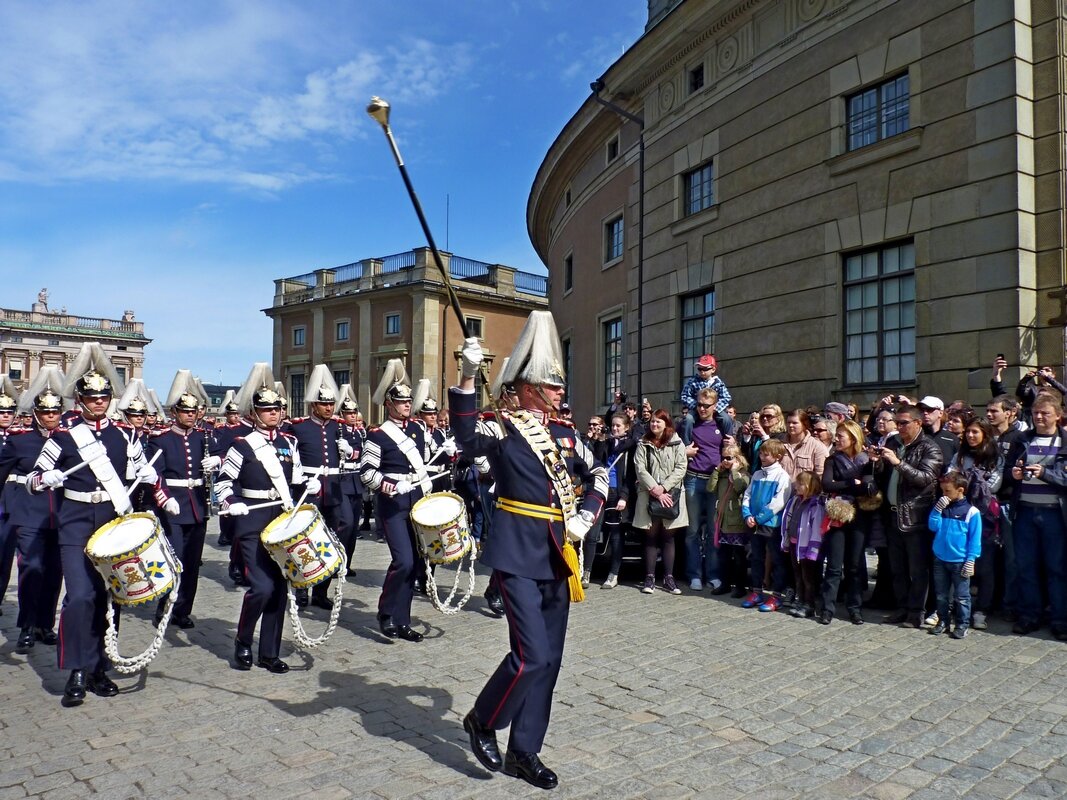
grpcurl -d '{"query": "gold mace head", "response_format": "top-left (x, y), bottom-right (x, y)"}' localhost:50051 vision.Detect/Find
top-left (366, 96), bottom-right (391, 127)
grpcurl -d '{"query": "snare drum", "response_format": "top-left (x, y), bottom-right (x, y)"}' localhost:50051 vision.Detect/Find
top-left (410, 492), bottom-right (473, 564)
top-left (260, 505), bottom-right (341, 589)
top-left (86, 513), bottom-right (181, 606)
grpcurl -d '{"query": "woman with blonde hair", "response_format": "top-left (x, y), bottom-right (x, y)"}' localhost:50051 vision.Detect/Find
top-left (633, 409), bottom-right (689, 594)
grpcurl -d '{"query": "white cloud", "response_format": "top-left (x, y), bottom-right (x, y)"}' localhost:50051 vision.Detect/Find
top-left (0, 1), bottom-right (471, 191)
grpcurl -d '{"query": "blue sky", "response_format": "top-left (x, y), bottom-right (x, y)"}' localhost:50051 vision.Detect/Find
top-left (0, 1), bottom-right (646, 392)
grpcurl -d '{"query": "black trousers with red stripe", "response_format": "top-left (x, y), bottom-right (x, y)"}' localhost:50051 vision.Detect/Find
top-left (376, 491), bottom-right (420, 627)
top-left (473, 570), bottom-right (570, 754)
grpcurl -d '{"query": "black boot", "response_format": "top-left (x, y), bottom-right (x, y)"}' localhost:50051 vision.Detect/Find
top-left (62, 670), bottom-right (87, 706)
top-left (463, 710), bottom-right (502, 772)
top-left (233, 639), bottom-right (253, 670)
top-left (88, 670), bottom-right (119, 697)
top-left (377, 613), bottom-right (398, 638)
top-left (16, 628), bottom-right (34, 653)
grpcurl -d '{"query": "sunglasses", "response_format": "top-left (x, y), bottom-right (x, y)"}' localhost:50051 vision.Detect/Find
top-left (696, 402), bottom-right (714, 410)
top-left (813, 427), bottom-right (828, 433)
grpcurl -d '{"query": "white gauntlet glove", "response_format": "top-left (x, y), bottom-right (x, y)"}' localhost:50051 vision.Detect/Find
top-left (566, 511), bottom-right (595, 543)
top-left (460, 337), bottom-right (483, 379)
top-left (305, 477), bottom-right (322, 495)
top-left (934, 496), bottom-right (950, 512)
top-left (441, 438), bottom-right (457, 457)
top-left (225, 501), bottom-right (249, 516)
top-left (337, 439), bottom-right (354, 458)
top-left (393, 479), bottom-right (413, 496)
top-left (162, 497), bottom-right (180, 516)
top-left (135, 465), bottom-right (158, 485)
top-left (42, 469), bottom-right (65, 489)
top-left (201, 455), bottom-right (221, 472)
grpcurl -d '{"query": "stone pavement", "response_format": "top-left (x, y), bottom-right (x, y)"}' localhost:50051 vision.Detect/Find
top-left (1, 522), bottom-right (1067, 799)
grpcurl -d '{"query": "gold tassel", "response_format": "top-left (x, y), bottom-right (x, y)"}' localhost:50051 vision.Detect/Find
top-left (561, 540), bottom-right (585, 603)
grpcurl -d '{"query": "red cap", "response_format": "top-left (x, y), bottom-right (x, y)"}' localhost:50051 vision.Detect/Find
top-left (696, 354), bottom-right (717, 369)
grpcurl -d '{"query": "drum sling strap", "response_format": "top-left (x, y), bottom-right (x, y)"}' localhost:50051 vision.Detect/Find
top-left (69, 423), bottom-right (134, 517)
top-left (380, 420), bottom-right (432, 493)
top-left (245, 431), bottom-right (294, 509)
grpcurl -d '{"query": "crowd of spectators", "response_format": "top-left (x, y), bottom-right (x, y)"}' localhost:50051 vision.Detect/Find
top-left (572, 355), bottom-right (1067, 641)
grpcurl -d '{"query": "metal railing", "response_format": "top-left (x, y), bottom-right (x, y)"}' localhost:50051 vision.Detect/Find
top-left (381, 251), bottom-right (417, 273)
top-left (515, 271), bottom-right (548, 296)
top-left (449, 256), bottom-right (492, 280)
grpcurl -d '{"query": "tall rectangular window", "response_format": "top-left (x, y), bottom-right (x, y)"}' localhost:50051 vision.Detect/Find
top-left (333, 369), bottom-right (349, 387)
top-left (335, 321), bottom-right (349, 341)
top-left (847, 74), bottom-right (909, 151)
top-left (602, 318), bottom-right (623, 406)
top-left (680, 289), bottom-right (715, 367)
top-left (561, 337), bottom-right (572, 404)
top-left (115, 366), bottom-right (127, 384)
top-left (292, 326), bottom-right (305, 347)
top-left (685, 163), bottom-right (714, 216)
top-left (688, 63), bottom-right (705, 94)
top-left (563, 254), bottom-right (573, 292)
top-left (466, 317), bottom-right (484, 338)
top-left (604, 215), bottom-right (624, 263)
top-left (290, 374), bottom-right (305, 410)
top-left (844, 241), bottom-right (916, 385)
top-left (606, 135), bottom-right (620, 164)
top-left (385, 313), bottom-right (400, 336)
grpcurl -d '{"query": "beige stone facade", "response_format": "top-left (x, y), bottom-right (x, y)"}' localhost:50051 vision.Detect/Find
top-left (265, 248), bottom-right (548, 422)
top-left (529, 0), bottom-right (1067, 417)
top-left (0, 292), bottom-right (150, 392)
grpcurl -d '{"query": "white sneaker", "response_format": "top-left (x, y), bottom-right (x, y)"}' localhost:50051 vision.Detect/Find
top-left (708, 579), bottom-right (723, 592)
top-left (923, 611), bottom-right (939, 627)
top-left (972, 611), bottom-right (988, 630)
top-left (581, 570), bottom-right (591, 589)
top-left (689, 578), bottom-right (703, 591)
top-left (601, 573), bottom-right (618, 589)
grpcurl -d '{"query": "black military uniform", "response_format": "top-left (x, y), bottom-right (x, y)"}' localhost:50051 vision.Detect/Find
top-left (0, 389), bottom-right (19, 613)
top-left (337, 398), bottom-right (366, 575)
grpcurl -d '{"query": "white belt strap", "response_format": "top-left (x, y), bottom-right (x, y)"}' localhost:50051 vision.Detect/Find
top-left (302, 466), bottom-right (340, 476)
top-left (68, 423), bottom-right (133, 516)
top-left (5, 475), bottom-right (27, 484)
top-left (245, 432), bottom-right (294, 508)
top-left (65, 489), bottom-right (113, 504)
top-left (242, 488), bottom-right (282, 500)
top-left (165, 478), bottom-right (204, 488)
top-left (380, 420), bottom-right (431, 493)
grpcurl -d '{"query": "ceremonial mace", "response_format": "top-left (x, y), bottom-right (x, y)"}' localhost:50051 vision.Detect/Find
top-left (365, 97), bottom-right (499, 417)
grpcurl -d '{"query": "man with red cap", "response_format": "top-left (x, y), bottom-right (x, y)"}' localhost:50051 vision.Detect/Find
top-left (680, 354), bottom-right (731, 442)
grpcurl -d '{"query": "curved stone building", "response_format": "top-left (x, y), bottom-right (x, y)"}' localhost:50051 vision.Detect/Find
top-left (529, 0), bottom-right (1067, 416)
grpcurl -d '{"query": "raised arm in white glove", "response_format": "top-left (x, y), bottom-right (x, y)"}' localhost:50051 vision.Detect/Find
top-left (225, 501), bottom-right (249, 516)
top-left (305, 477), bottom-right (322, 495)
top-left (460, 337), bottom-right (483, 379)
top-left (42, 470), bottom-right (65, 489)
top-left (201, 455), bottom-right (221, 472)
top-left (441, 438), bottom-right (457, 457)
top-left (393, 479), bottom-right (413, 496)
top-left (135, 465), bottom-right (158, 485)
top-left (162, 497), bottom-right (180, 516)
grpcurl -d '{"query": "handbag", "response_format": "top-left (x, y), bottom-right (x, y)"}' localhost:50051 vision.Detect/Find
top-left (645, 448), bottom-right (681, 520)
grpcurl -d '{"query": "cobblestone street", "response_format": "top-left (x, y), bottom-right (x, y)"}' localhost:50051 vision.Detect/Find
top-left (2, 522), bottom-right (1066, 799)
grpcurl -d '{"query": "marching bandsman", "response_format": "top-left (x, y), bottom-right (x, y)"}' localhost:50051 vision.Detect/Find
top-left (336, 384), bottom-right (365, 576)
top-left (211, 394), bottom-right (252, 586)
top-left (116, 379), bottom-right (153, 513)
top-left (0, 368), bottom-right (65, 651)
top-left (359, 360), bottom-right (430, 642)
top-left (450, 311), bottom-right (607, 790)
top-left (27, 343), bottom-right (158, 706)
top-left (215, 364), bottom-right (318, 674)
top-left (0, 377), bottom-right (20, 614)
top-left (288, 365), bottom-right (352, 610)
top-left (415, 393), bottom-right (457, 490)
top-left (144, 371), bottom-right (212, 630)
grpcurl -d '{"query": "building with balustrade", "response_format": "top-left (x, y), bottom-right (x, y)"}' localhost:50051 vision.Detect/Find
top-left (0, 290), bottom-right (150, 393)
top-left (529, 0), bottom-right (1067, 417)
top-left (265, 248), bottom-right (548, 418)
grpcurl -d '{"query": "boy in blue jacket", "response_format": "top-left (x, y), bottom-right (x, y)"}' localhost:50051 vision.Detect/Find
top-left (740, 439), bottom-right (791, 612)
top-left (928, 471), bottom-right (982, 639)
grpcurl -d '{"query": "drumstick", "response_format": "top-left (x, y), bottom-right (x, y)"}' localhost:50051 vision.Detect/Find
top-left (125, 449), bottom-right (163, 499)
top-left (290, 464), bottom-right (326, 514)
top-left (219, 499), bottom-right (285, 515)
top-left (60, 459), bottom-right (93, 478)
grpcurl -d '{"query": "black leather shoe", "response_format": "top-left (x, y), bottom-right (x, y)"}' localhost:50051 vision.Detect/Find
top-left (731, 586), bottom-right (748, 598)
top-left (414, 580), bottom-right (428, 596)
top-left (503, 750), bottom-right (558, 790)
top-left (174, 616), bottom-right (195, 629)
top-left (345, 568), bottom-right (357, 577)
top-left (295, 588), bottom-right (309, 608)
top-left (377, 613), bottom-right (398, 638)
top-left (463, 710), bottom-right (502, 772)
top-left (849, 611), bottom-right (865, 626)
top-left (257, 657), bottom-right (290, 674)
top-left (882, 609), bottom-right (908, 624)
top-left (1013, 619), bottom-right (1041, 635)
top-left (88, 670), bottom-right (119, 697)
top-left (63, 670), bottom-right (87, 706)
top-left (485, 591), bottom-right (505, 615)
top-left (817, 610), bottom-right (833, 625)
top-left (34, 628), bottom-right (57, 645)
top-left (908, 614), bottom-right (924, 629)
top-left (395, 625), bottom-right (424, 642)
top-left (710, 583), bottom-right (732, 596)
top-left (16, 628), bottom-right (34, 652)
top-left (234, 640), bottom-right (253, 670)
top-left (311, 595), bottom-right (334, 610)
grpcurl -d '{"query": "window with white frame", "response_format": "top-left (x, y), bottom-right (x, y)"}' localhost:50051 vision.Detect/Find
top-left (680, 289), bottom-right (715, 367)
top-left (606, 134), bottom-right (620, 164)
top-left (333, 369), bottom-right (349, 387)
top-left (843, 241), bottom-right (916, 385)
top-left (335, 320), bottom-right (349, 341)
top-left (604, 215), bottom-right (624, 263)
top-left (385, 313), bottom-right (401, 336)
top-left (292, 326), bottom-right (306, 347)
top-left (684, 162), bottom-right (714, 216)
top-left (846, 74), bottom-right (909, 151)
top-left (466, 316), bottom-right (484, 339)
top-left (602, 317), bottom-right (623, 406)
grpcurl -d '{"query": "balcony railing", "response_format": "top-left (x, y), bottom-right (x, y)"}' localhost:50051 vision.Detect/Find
top-left (0, 307), bottom-right (147, 336)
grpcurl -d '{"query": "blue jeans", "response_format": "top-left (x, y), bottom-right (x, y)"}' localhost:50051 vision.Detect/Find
top-left (1013, 504), bottom-right (1067, 628)
top-left (749, 529), bottom-right (784, 593)
top-left (933, 558), bottom-right (972, 630)
top-left (683, 473), bottom-right (719, 583)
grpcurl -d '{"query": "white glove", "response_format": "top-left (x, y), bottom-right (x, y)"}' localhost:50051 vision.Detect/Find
top-left (225, 501), bottom-right (249, 516)
top-left (566, 515), bottom-right (592, 543)
top-left (42, 469), bottom-right (65, 489)
top-left (394, 479), bottom-right (413, 495)
top-left (460, 336), bottom-right (483, 379)
top-left (135, 465), bottom-right (158, 485)
top-left (337, 439), bottom-right (354, 458)
top-left (305, 477), bottom-right (322, 494)
top-left (961, 561), bottom-right (975, 578)
top-left (934, 496), bottom-right (950, 512)
top-left (441, 438), bottom-right (457, 457)
top-left (162, 497), bottom-right (180, 516)
top-left (201, 455), bottom-right (221, 472)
